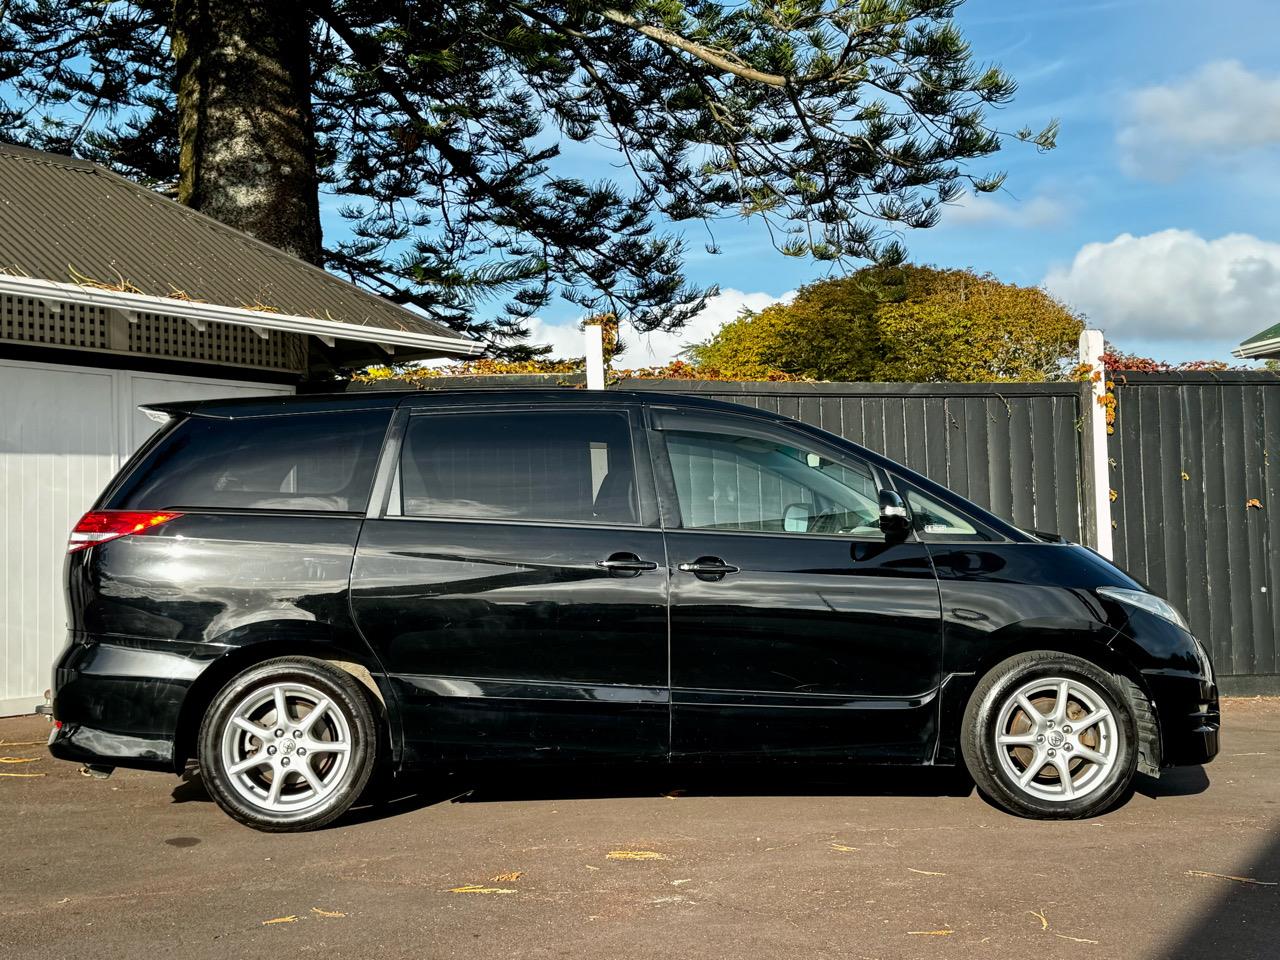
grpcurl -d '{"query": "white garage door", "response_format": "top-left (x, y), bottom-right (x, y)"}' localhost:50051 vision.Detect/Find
top-left (0, 358), bottom-right (292, 716)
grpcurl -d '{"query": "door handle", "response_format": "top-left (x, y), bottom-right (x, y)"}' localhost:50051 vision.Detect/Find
top-left (677, 556), bottom-right (740, 580)
top-left (596, 553), bottom-right (659, 576)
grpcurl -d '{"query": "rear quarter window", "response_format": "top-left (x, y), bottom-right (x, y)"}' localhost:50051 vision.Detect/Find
top-left (107, 410), bottom-right (391, 513)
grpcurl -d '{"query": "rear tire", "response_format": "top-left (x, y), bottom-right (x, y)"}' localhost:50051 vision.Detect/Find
top-left (961, 651), bottom-right (1138, 819)
top-left (198, 657), bottom-right (378, 832)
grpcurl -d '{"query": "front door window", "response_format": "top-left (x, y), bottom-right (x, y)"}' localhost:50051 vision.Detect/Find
top-left (663, 430), bottom-right (882, 537)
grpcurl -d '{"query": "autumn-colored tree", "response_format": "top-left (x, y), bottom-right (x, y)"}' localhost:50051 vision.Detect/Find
top-left (692, 266), bottom-right (1084, 382)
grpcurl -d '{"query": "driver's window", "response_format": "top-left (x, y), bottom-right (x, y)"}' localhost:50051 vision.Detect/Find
top-left (662, 429), bottom-right (881, 537)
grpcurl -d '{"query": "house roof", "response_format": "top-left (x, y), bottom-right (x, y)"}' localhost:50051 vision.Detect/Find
top-left (1234, 321), bottom-right (1280, 360)
top-left (0, 142), bottom-right (480, 363)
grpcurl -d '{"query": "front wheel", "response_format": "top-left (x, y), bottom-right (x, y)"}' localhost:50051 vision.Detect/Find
top-left (197, 657), bottom-right (379, 832)
top-left (961, 651), bottom-right (1138, 819)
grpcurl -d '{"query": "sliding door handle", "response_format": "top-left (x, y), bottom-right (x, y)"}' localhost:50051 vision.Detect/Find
top-left (677, 556), bottom-right (740, 580)
top-left (597, 553), bottom-right (659, 576)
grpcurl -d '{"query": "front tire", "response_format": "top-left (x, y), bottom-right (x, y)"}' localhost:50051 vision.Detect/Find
top-left (197, 657), bottom-right (378, 832)
top-left (961, 651), bottom-right (1138, 819)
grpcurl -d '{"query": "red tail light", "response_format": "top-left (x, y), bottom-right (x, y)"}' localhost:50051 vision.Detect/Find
top-left (67, 510), bottom-right (182, 553)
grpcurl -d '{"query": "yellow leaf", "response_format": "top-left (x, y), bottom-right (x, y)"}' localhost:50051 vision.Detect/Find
top-left (606, 850), bottom-right (667, 861)
top-left (310, 907), bottom-right (346, 918)
top-left (447, 885), bottom-right (517, 894)
top-left (490, 872), bottom-right (523, 883)
top-left (261, 916), bottom-right (298, 925)
top-left (0, 757), bottom-right (39, 763)
top-left (907, 929), bottom-right (954, 936)
top-left (1028, 909), bottom-right (1049, 930)
top-left (0, 772), bottom-right (45, 778)
top-left (907, 868), bottom-right (946, 876)
top-left (830, 843), bottom-right (860, 852)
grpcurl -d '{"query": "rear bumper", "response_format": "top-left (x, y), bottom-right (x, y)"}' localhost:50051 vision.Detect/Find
top-left (47, 633), bottom-right (208, 773)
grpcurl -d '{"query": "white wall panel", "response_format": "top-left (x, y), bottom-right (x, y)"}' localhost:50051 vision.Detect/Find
top-left (0, 359), bottom-right (291, 715)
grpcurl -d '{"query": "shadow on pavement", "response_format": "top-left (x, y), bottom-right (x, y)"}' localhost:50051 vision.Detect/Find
top-left (1136, 764), bottom-right (1211, 799)
top-left (171, 761), bottom-right (977, 825)
top-left (1164, 825), bottom-right (1280, 959)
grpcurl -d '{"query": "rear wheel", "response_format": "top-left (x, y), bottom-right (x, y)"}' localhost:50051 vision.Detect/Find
top-left (198, 657), bottom-right (378, 832)
top-left (961, 651), bottom-right (1138, 819)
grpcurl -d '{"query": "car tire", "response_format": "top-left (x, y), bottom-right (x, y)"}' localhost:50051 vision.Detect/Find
top-left (961, 651), bottom-right (1138, 819)
top-left (197, 657), bottom-right (378, 832)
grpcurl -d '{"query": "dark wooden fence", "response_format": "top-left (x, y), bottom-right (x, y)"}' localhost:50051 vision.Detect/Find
top-left (1110, 372), bottom-right (1279, 693)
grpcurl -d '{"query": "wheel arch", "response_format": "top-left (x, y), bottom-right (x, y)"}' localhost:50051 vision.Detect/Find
top-left (173, 635), bottom-right (397, 773)
top-left (936, 626), bottom-right (1161, 775)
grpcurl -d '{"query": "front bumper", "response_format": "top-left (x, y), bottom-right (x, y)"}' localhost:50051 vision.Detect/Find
top-left (1145, 671), bottom-right (1220, 767)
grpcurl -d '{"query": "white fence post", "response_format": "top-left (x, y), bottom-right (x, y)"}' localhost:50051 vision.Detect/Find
top-left (1079, 329), bottom-right (1113, 558)
top-left (584, 323), bottom-right (606, 390)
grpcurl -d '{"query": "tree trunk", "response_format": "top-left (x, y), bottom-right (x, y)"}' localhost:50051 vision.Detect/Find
top-left (172, 0), bottom-right (321, 264)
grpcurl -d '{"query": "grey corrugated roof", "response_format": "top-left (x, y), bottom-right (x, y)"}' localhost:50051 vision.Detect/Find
top-left (0, 142), bottom-right (472, 349)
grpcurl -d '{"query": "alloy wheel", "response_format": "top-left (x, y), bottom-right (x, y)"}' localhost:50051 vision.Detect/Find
top-left (218, 681), bottom-right (353, 814)
top-left (993, 676), bottom-right (1119, 802)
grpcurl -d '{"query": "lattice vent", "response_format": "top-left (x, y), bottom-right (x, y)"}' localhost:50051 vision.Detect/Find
top-left (0, 294), bottom-right (110, 348)
top-left (128, 312), bottom-right (305, 371)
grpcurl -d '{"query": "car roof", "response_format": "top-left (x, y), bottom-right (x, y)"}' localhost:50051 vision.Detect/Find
top-left (141, 387), bottom-right (791, 422)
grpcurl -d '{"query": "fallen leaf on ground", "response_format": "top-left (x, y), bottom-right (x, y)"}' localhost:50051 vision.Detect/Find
top-left (907, 930), bottom-right (954, 936)
top-left (310, 907), bottom-right (345, 918)
top-left (0, 772), bottom-right (45, 778)
top-left (1185, 870), bottom-right (1277, 886)
top-left (907, 868), bottom-right (946, 876)
top-left (0, 740), bottom-right (46, 747)
top-left (0, 757), bottom-right (39, 763)
top-left (491, 872), bottom-right (522, 883)
top-left (1029, 909), bottom-right (1050, 931)
top-left (447, 885), bottom-right (517, 894)
top-left (671, 879), bottom-right (692, 886)
top-left (56, 898), bottom-right (70, 904)
top-left (261, 916), bottom-right (298, 925)
top-left (607, 850), bottom-right (667, 861)
top-left (830, 843), bottom-right (860, 852)
top-left (1055, 934), bottom-right (1099, 944)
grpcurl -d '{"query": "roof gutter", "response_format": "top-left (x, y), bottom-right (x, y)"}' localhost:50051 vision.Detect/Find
top-left (0, 274), bottom-right (484, 357)
top-left (1233, 337), bottom-right (1280, 360)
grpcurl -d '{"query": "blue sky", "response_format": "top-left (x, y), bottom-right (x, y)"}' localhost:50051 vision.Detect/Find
top-left (322, 0), bottom-right (1280, 366)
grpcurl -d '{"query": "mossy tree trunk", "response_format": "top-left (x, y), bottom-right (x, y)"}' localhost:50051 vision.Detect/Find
top-left (172, 0), bottom-right (321, 264)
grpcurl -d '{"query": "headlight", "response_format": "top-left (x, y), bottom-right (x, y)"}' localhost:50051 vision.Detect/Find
top-left (1097, 586), bottom-right (1189, 631)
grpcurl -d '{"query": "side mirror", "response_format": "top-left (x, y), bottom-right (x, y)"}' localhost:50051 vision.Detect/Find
top-left (782, 501), bottom-right (813, 533)
top-left (878, 489), bottom-right (910, 536)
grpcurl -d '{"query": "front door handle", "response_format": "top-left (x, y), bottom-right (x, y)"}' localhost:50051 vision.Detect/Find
top-left (596, 552), bottom-right (659, 576)
top-left (677, 556), bottom-right (740, 580)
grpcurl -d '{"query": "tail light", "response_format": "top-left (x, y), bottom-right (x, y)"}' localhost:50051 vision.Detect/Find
top-left (67, 510), bottom-right (182, 553)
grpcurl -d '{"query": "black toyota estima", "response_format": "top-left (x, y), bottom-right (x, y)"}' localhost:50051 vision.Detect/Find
top-left (48, 389), bottom-right (1219, 831)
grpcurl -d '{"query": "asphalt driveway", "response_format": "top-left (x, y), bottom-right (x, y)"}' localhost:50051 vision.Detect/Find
top-left (1, 699), bottom-right (1276, 960)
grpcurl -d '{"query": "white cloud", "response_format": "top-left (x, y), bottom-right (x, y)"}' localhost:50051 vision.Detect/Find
top-left (1118, 60), bottom-right (1280, 179)
top-left (944, 190), bottom-right (1067, 228)
top-left (1043, 229), bottom-right (1280, 343)
top-left (526, 288), bottom-right (794, 367)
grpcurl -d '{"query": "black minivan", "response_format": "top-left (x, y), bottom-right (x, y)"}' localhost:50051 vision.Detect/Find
top-left (48, 389), bottom-right (1219, 831)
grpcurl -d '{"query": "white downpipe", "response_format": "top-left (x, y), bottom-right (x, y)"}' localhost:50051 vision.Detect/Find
top-left (1079, 329), bottom-right (1113, 558)
top-left (584, 324), bottom-right (606, 390)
